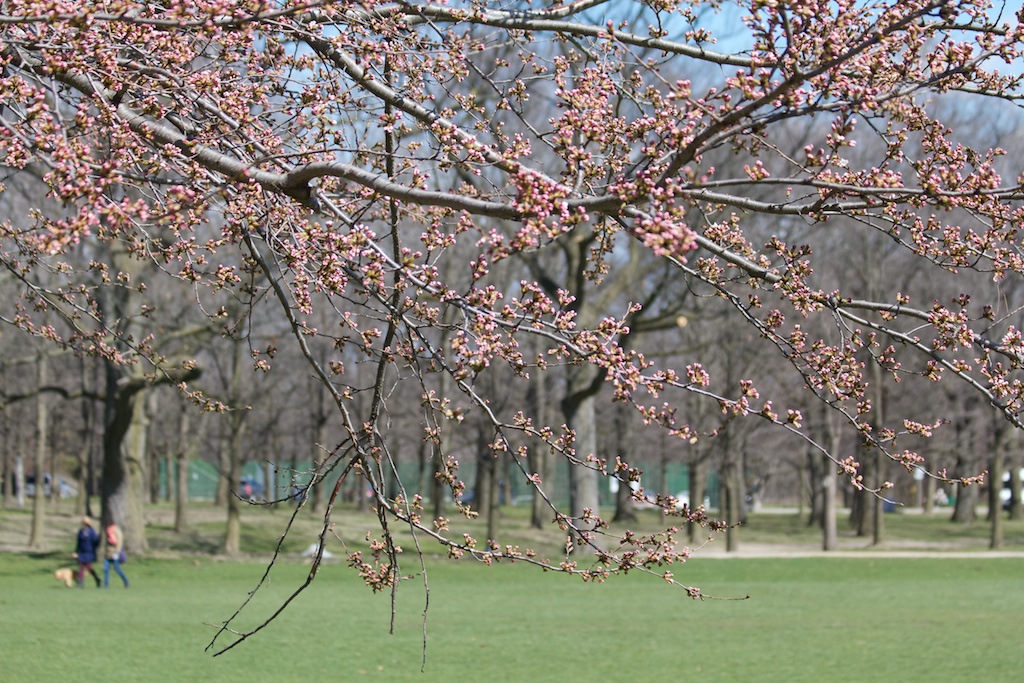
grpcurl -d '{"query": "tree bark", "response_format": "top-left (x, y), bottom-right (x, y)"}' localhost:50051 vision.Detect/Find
top-left (146, 392), bottom-right (162, 505)
top-left (486, 451), bottom-right (501, 545)
top-left (989, 415), bottom-right (1011, 548)
top-left (950, 410), bottom-right (978, 524)
top-left (121, 376), bottom-right (152, 551)
top-left (923, 457), bottom-right (936, 515)
top-left (562, 363), bottom-right (602, 529)
top-left (416, 438), bottom-right (429, 502)
top-left (28, 355), bottom-right (48, 549)
top-left (223, 420), bottom-right (244, 555)
top-left (723, 457), bottom-right (743, 552)
top-left (1009, 450), bottom-right (1023, 521)
top-left (1, 407), bottom-right (10, 506)
top-left (215, 437), bottom-right (229, 507)
top-left (162, 452), bottom-right (172, 502)
top-left (475, 428), bottom-right (493, 519)
top-left (869, 362), bottom-right (885, 546)
top-left (307, 374), bottom-right (329, 514)
top-left (224, 341), bottom-right (247, 556)
top-left (687, 458), bottom-right (708, 543)
top-left (15, 455), bottom-right (25, 509)
top-left (822, 409), bottom-right (841, 551)
top-left (612, 402), bottom-right (637, 523)
top-left (430, 369), bottom-right (453, 521)
top-left (101, 361), bottom-right (200, 554)
top-left (822, 464), bottom-right (838, 551)
top-left (174, 404), bottom-right (192, 534)
top-left (75, 359), bottom-right (95, 518)
top-left (851, 443), bottom-right (873, 536)
top-left (990, 440), bottom-right (1004, 549)
top-left (800, 456), bottom-right (812, 524)
top-left (527, 361), bottom-right (551, 529)
top-left (872, 449), bottom-right (885, 546)
top-left (431, 440), bottom-right (446, 521)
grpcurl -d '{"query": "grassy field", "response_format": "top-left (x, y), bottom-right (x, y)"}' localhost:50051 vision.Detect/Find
top-left (3, 549), bottom-right (1023, 681)
top-left (3, 502), bottom-right (1024, 682)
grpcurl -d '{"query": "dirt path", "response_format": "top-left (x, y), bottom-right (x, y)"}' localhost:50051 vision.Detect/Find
top-left (6, 502), bottom-right (1024, 560)
top-left (691, 540), bottom-right (1024, 559)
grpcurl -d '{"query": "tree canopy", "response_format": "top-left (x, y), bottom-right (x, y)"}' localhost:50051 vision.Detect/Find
top-left (4, 0), bottom-right (1024, 651)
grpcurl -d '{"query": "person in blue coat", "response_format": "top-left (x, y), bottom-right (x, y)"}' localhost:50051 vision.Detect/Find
top-left (73, 516), bottom-right (101, 588)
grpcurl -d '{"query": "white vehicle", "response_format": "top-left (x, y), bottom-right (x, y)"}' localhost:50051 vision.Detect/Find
top-left (1000, 469), bottom-right (1024, 509)
top-left (23, 474), bottom-right (75, 499)
top-left (674, 491), bottom-right (711, 510)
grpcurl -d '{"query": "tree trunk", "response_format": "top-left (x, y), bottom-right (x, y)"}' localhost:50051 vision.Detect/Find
top-left (851, 444), bottom-right (874, 536)
top-left (1009, 451), bottom-right (1023, 521)
top-left (75, 360), bottom-right (95, 518)
top-left (15, 455), bottom-right (25, 509)
top-left (822, 464), bottom-right (838, 551)
top-left (687, 459), bottom-right (708, 543)
top-left (990, 442), bottom-right (1004, 549)
top-left (951, 477), bottom-right (978, 523)
top-left (1, 423), bottom-right (9, 507)
top-left (266, 460), bottom-right (278, 504)
top-left (486, 451), bottom-right (501, 544)
top-left (563, 363), bottom-right (602, 533)
top-left (870, 363), bottom-right (885, 546)
top-left (101, 360), bottom-right (199, 554)
top-left (14, 454), bottom-right (25, 507)
top-left (431, 370), bottom-right (454, 521)
top-left (357, 469), bottom-right (370, 512)
top-left (800, 457), bottom-right (811, 524)
top-left (28, 355), bottom-right (48, 549)
top-left (1, 407), bottom-right (10, 506)
top-left (822, 411), bottom-right (841, 551)
top-left (723, 457), bottom-right (743, 553)
top-left (215, 439), bottom-right (229, 507)
top-left (381, 433), bottom-right (399, 503)
top-left (307, 375), bottom-right (329, 514)
top-left (950, 433), bottom-right (978, 524)
top-left (526, 361), bottom-right (552, 529)
top-left (612, 402), bottom-right (637, 523)
top-left (148, 448), bottom-right (161, 505)
top-left (806, 454), bottom-right (821, 527)
top-left (872, 449), bottom-right (885, 546)
top-left (174, 405), bottom-right (192, 534)
top-left (923, 457), bottom-right (936, 514)
top-left (501, 455), bottom-right (512, 512)
top-left (989, 416), bottom-right (1010, 548)
top-left (568, 391), bottom-right (600, 522)
top-left (475, 430), bottom-right (493, 519)
top-left (431, 441), bottom-right (446, 522)
top-left (121, 377), bottom-right (152, 551)
top-left (950, 398), bottom-right (978, 524)
top-left (416, 438), bottom-right (429, 501)
top-left (224, 342), bottom-right (247, 555)
top-left (223, 422), bottom-right (244, 555)
top-left (101, 371), bottom-right (139, 553)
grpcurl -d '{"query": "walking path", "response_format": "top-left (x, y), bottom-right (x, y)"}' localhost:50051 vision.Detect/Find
top-left (693, 541), bottom-right (1024, 559)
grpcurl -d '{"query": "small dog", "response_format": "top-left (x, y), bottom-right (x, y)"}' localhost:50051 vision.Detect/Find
top-left (54, 568), bottom-right (74, 588)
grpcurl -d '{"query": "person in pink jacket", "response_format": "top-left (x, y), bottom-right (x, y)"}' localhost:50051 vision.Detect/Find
top-left (102, 520), bottom-right (130, 588)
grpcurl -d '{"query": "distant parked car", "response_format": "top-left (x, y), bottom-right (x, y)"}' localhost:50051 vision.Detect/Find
top-left (674, 491), bottom-right (711, 510)
top-left (23, 474), bottom-right (74, 499)
top-left (237, 477), bottom-right (265, 501)
top-left (1001, 469), bottom-right (1024, 510)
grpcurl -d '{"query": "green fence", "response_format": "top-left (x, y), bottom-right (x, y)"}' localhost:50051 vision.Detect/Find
top-left (157, 460), bottom-right (313, 501)
top-left (159, 458), bottom-right (716, 507)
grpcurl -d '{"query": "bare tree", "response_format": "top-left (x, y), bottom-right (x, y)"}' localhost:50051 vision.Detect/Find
top-left (5, 0), bottom-right (1024, 656)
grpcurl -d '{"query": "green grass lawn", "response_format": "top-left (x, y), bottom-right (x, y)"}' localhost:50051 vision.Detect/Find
top-left (2, 551), bottom-right (1021, 683)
